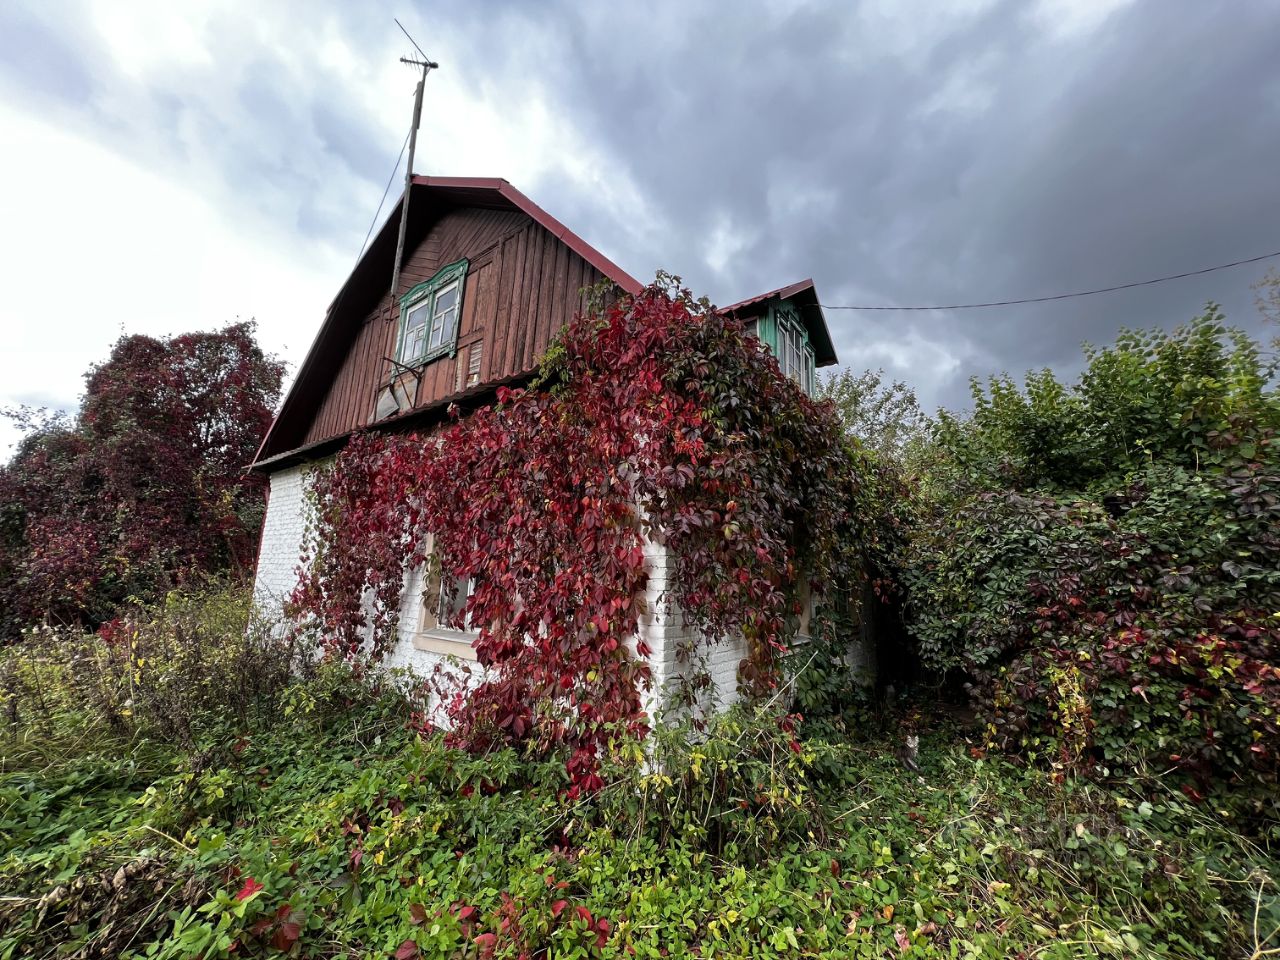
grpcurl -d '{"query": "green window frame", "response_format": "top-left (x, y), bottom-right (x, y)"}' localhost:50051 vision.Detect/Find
top-left (396, 258), bottom-right (469, 366)
top-left (776, 310), bottom-right (816, 396)
top-left (748, 302), bottom-right (816, 396)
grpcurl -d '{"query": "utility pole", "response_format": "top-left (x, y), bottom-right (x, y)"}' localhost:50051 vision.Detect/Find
top-left (390, 19), bottom-right (437, 306)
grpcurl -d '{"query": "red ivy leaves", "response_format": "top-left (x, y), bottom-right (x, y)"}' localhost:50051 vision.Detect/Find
top-left (291, 280), bottom-right (861, 789)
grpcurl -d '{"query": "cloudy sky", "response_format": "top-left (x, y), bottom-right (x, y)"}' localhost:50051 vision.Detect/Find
top-left (2, 0), bottom-right (1278, 457)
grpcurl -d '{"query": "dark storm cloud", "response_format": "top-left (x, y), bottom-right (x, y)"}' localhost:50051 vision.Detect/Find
top-left (3, 0), bottom-right (1276, 413)
top-left (497, 0), bottom-right (1280, 410)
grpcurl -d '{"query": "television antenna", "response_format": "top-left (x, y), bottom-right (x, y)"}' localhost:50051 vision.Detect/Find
top-left (390, 19), bottom-right (439, 306)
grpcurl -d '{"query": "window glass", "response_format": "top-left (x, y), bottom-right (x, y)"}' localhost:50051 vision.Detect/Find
top-left (776, 315), bottom-right (815, 396)
top-left (429, 282), bottom-right (460, 350)
top-left (436, 572), bottom-right (475, 631)
top-left (401, 301), bottom-right (430, 362)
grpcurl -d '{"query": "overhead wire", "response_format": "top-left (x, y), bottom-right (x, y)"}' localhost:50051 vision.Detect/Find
top-left (816, 248), bottom-right (1280, 312)
top-left (355, 128), bottom-right (411, 265)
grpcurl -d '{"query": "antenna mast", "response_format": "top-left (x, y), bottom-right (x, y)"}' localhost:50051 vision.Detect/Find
top-left (390, 19), bottom-right (438, 306)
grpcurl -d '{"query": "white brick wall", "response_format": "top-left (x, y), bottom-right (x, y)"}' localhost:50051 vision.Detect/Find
top-left (252, 462), bottom-right (315, 612)
top-left (253, 462), bottom-right (751, 725)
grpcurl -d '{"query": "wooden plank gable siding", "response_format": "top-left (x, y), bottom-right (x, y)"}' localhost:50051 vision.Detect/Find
top-left (301, 206), bottom-right (610, 447)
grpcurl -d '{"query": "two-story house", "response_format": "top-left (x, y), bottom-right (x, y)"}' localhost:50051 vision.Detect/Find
top-left (250, 176), bottom-right (836, 708)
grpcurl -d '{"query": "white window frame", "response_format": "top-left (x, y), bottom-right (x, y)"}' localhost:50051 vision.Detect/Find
top-left (412, 539), bottom-right (481, 661)
top-left (396, 259), bottom-right (468, 366)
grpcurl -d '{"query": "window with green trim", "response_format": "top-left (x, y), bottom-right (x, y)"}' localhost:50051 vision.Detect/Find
top-left (397, 258), bottom-right (469, 365)
top-left (776, 310), bottom-right (816, 396)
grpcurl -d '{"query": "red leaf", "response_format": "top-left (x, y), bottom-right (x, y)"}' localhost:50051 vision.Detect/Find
top-left (234, 877), bottom-right (264, 901)
top-left (894, 925), bottom-right (911, 953)
top-left (271, 922), bottom-right (302, 951)
top-left (395, 939), bottom-right (419, 959)
top-left (551, 899), bottom-right (568, 918)
top-left (408, 903), bottom-right (428, 925)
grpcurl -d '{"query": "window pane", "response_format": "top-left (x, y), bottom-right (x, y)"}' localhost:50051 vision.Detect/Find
top-left (429, 283), bottom-right (459, 350)
top-left (437, 573), bottom-right (475, 630)
top-left (433, 283), bottom-right (458, 316)
top-left (401, 302), bottom-right (430, 361)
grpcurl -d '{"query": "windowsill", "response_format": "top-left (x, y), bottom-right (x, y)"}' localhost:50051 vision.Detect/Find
top-left (413, 628), bottom-right (479, 661)
top-left (398, 343), bottom-right (455, 370)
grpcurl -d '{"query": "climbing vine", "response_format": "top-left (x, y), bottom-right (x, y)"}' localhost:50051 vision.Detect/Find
top-left (290, 277), bottom-right (880, 790)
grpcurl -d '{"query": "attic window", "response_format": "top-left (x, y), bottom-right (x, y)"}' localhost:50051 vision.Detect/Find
top-left (776, 311), bottom-right (816, 396)
top-left (397, 258), bottom-right (469, 366)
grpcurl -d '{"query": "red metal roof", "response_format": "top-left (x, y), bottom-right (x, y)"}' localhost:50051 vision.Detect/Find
top-left (252, 178), bottom-right (643, 468)
top-left (719, 278), bottom-right (817, 316)
top-left (720, 278), bottom-right (838, 367)
top-left (412, 177), bottom-right (644, 296)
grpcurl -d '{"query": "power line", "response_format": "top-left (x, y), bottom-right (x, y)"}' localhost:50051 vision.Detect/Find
top-left (818, 248), bottom-right (1280, 312)
top-left (356, 128), bottom-right (411, 264)
top-left (323, 127), bottom-right (411, 326)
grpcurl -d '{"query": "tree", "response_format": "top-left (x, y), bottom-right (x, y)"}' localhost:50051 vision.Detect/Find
top-left (817, 368), bottom-right (927, 460)
top-left (1254, 267), bottom-right (1280, 358)
top-left (0, 322), bottom-right (285, 637)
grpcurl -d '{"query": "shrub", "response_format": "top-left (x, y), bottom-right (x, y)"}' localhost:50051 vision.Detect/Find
top-left (1, 586), bottom-right (309, 754)
top-left (0, 323), bottom-right (284, 638)
top-left (904, 311), bottom-right (1280, 785)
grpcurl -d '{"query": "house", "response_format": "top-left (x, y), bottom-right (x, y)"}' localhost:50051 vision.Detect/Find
top-left (250, 176), bottom-right (837, 710)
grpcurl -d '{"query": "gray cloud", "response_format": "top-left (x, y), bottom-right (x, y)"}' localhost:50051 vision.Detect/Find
top-left (2, 0), bottom-right (1277, 415)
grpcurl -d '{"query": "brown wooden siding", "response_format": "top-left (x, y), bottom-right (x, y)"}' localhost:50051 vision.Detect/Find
top-left (301, 205), bottom-right (610, 447)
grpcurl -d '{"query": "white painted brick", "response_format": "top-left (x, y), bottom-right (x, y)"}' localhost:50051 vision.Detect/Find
top-left (254, 462), bottom-right (759, 727)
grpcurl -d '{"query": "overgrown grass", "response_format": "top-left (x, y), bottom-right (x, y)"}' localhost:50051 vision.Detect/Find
top-left (1, 599), bottom-right (1278, 958)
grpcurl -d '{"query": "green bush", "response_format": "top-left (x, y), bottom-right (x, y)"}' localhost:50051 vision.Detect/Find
top-left (2, 586), bottom-right (310, 755)
top-left (903, 311), bottom-right (1280, 786)
top-left (2, 680), bottom-right (1276, 959)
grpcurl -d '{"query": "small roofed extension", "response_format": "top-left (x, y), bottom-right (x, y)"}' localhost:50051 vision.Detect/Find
top-left (250, 176), bottom-right (839, 715)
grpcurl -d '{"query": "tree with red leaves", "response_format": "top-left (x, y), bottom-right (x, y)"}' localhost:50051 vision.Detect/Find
top-left (0, 322), bottom-right (284, 637)
top-left (291, 278), bottom-right (885, 792)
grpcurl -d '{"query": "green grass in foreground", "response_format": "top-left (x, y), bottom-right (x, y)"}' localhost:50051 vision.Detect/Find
top-left (1, 677), bottom-right (1277, 959)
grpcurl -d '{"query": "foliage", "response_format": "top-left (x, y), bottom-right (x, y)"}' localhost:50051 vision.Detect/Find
top-left (2, 587), bottom-right (309, 753)
top-left (1, 631), bottom-right (1276, 959)
top-left (818, 367), bottom-right (928, 460)
top-left (1255, 266), bottom-right (1280, 333)
top-left (0, 322), bottom-right (284, 638)
top-left (903, 310), bottom-right (1280, 785)
top-left (290, 277), bottom-right (880, 791)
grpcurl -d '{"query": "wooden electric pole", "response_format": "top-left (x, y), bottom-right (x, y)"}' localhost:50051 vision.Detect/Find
top-left (390, 19), bottom-right (437, 304)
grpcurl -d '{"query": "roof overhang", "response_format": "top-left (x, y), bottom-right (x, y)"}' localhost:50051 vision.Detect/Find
top-left (250, 177), bottom-right (643, 469)
top-left (720, 279), bottom-right (838, 367)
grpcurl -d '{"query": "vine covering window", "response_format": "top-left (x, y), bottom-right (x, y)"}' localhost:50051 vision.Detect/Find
top-left (397, 259), bottom-right (469, 365)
